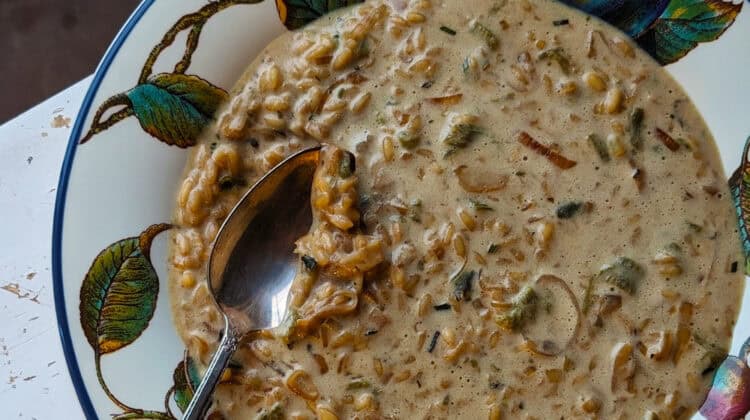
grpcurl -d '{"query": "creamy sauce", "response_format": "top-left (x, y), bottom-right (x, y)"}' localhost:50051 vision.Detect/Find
top-left (168, 1), bottom-right (745, 418)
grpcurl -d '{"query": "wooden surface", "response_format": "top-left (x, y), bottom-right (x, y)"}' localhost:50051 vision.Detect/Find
top-left (0, 0), bottom-right (139, 123)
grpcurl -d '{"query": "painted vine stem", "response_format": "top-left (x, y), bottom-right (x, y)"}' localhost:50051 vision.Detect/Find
top-left (79, 0), bottom-right (263, 146)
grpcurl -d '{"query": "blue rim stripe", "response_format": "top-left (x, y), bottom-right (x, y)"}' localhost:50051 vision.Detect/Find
top-left (52, 1), bottom-right (155, 418)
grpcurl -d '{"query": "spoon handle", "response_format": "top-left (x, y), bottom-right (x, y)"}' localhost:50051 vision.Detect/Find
top-left (182, 319), bottom-right (238, 420)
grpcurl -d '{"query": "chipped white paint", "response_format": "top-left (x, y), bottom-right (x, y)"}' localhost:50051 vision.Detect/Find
top-left (0, 77), bottom-right (90, 419)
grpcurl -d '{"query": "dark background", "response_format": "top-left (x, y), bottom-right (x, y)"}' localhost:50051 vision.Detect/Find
top-left (0, 0), bottom-right (140, 123)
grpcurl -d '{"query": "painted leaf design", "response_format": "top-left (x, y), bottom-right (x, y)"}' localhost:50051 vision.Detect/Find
top-left (728, 137), bottom-right (750, 274)
top-left (127, 73), bottom-right (228, 148)
top-left (700, 355), bottom-right (750, 420)
top-left (637, 0), bottom-right (742, 65)
top-left (276, 0), bottom-right (363, 30)
top-left (173, 354), bottom-right (202, 412)
top-left (741, 336), bottom-right (750, 367)
top-left (559, 0), bottom-right (670, 37)
top-left (79, 224), bottom-right (172, 355)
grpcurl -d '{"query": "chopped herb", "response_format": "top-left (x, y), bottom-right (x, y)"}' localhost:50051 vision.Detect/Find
top-left (587, 134), bottom-right (610, 162)
top-left (665, 242), bottom-right (682, 254)
top-left (556, 201), bottom-right (583, 219)
top-left (218, 175), bottom-right (246, 191)
top-left (731, 261), bottom-right (738, 273)
top-left (408, 199), bottom-right (423, 223)
top-left (210, 142), bottom-right (218, 151)
top-left (365, 329), bottom-right (379, 336)
top-left (451, 270), bottom-right (476, 301)
top-left (693, 334), bottom-right (728, 376)
top-left (276, 309), bottom-right (299, 340)
top-left (469, 198), bottom-right (494, 211)
top-left (397, 130), bottom-right (420, 149)
top-left (375, 112), bottom-right (387, 125)
top-left (249, 137), bottom-right (259, 148)
top-left (440, 25), bottom-right (457, 35)
top-left (469, 359), bottom-right (479, 369)
top-left (444, 124), bottom-right (482, 148)
top-left (346, 378), bottom-right (372, 390)
top-left (427, 331), bottom-right (441, 353)
top-left (676, 137), bottom-right (692, 149)
top-left (629, 108), bottom-right (644, 151)
top-left (553, 18), bottom-right (569, 26)
top-left (537, 47), bottom-right (572, 75)
top-left (496, 285), bottom-right (538, 331)
top-left (337, 87), bottom-right (346, 98)
top-left (301, 255), bottom-right (318, 271)
top-left (489, 379), bottom-right (503, 389)
top-left (339, 151), bottom-right (356, 178)
top-left (471, 22), bottom-right (498, 49)
top-left (596, 257), bottom-right (644, 295)
top-left (563, 357), bottom-right (575, 371)
top-left (443, 147), bottom-right (459, 159)
top-left (356, 38), bottom-right (370, 57)
top-left (433, 303), bottom-right (452, 311)
top-left (582, 276), bottom-right (595, 315)
top-left (693, 333), bottom-right (711, 347)
top-left (462, 57), bottom-right (471, 75)
top-left (257, 403), bottom-right (284, 420)
top-left (541, 289), bottom-right (553, 314)
top-left (487, 243), bottom-right (500, 254)
top-left (700, 350), bottom-right (727, 376)
top-left (421, 80), bottom-right (434, 89)
top-left (687, 222), bottom-right (703, 233)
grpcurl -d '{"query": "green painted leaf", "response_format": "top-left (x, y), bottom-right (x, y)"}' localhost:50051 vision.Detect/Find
top-left (559, 1), bottom-right (670, 38)
top-left (729, 137), bottom-right (750, 274)
top-left (127, 73), bottom-right (227, 148)
top-left (740, 336), bottom-right (750, 366)
top-left (276, 0), bottom-right (364, 30)
top-left (79, 224), bottom-right (172, 355)
top-left (173, 354), bottom-right (201, 412)
top-left (638, 0), bottom-right (742, 65)
top-left (699, 356), bottom-right (750, 419)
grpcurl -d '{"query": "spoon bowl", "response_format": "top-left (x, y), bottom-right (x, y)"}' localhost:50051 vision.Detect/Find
top-left (183, 145), bottom-right (321, 419)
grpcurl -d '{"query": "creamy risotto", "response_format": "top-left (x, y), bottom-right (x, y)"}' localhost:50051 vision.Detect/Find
top-left (169, 0), bottom-right (745, 418)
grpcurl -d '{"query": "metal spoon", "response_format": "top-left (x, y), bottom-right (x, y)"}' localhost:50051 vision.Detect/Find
top-left (183, 146), bottom-right (321, 420)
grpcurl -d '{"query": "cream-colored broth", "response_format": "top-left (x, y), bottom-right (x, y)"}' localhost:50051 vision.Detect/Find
top-left (169, 1), bottom-right (745, 418)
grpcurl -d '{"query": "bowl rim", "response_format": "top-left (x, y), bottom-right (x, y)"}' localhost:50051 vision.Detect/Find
top-left (51, 1), bottom-right (156, 418)
top-left (50, 2), bottom-right (750, 418)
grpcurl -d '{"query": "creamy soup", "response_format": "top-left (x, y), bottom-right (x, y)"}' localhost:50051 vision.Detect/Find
top-left (169, 0), bottom-right (745, 418)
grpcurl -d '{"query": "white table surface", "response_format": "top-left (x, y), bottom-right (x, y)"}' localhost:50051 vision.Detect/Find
top-left (0, 76), bottom-right (92, 419)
